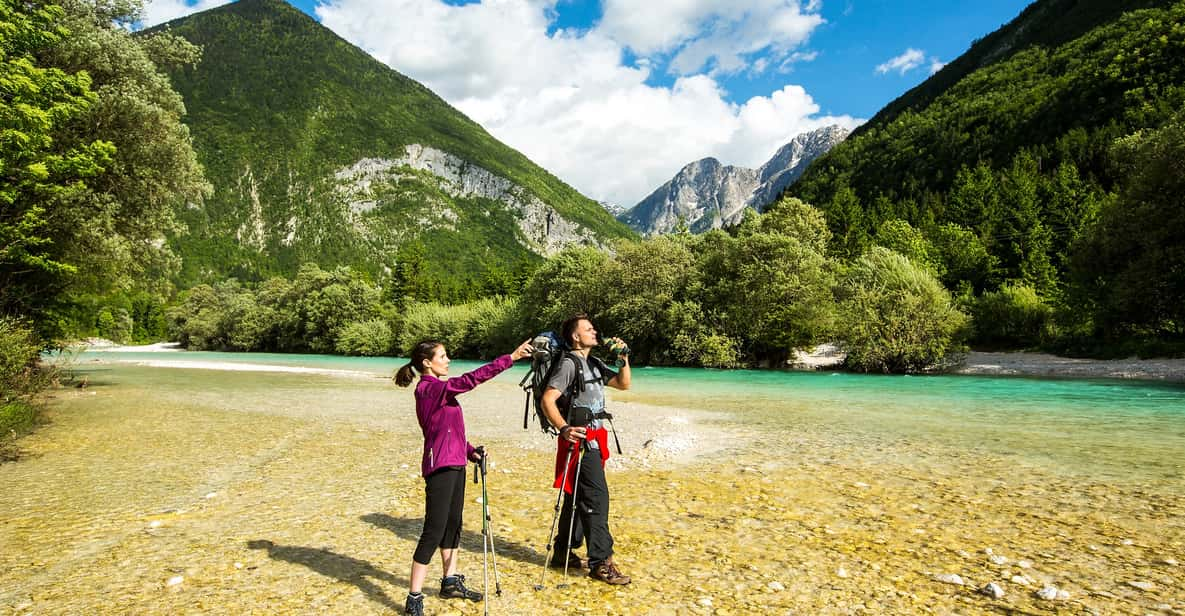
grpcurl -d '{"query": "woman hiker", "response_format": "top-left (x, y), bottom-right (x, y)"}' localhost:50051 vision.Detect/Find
top-left (394, 338), bottom-right (533, 616)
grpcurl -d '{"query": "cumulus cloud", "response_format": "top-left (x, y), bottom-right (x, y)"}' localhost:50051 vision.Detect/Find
top-left (599, 0), bottom-right (824, 76)
top-left (140, 0), bottom-right (230, 27)
top-left (875, 48), bottom-right (926, 75)
top-left (144, 0), bottom-right (859, 206)
top-left (318, 0), bottom-right (857, 205)
top-left (929, 59), bottom-right (947, 74)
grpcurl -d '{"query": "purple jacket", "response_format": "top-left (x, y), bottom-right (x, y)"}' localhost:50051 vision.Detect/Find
top-left (414, 354), bottom-right (513, 477)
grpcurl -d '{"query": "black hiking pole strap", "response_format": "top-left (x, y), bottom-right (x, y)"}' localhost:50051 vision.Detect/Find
top-left (606, 417), bottom-right (623, 455)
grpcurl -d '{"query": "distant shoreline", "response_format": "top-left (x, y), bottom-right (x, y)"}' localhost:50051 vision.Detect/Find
top-left (78, 339), bottom-right (1185, 383)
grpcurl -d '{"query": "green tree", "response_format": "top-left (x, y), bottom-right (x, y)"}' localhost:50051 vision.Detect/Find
top-left (836, 247), bottom-right (968, 373)
top-left (928, 223), bottom-right (998, 295)
top-left (0, 0), bottom-right (113, 326)
top-left (998, 151), bottom-right (1057, 294)
top-left (973, 284), bottom-right (1055, 347)
top-left (757, 196), bottom-right (832, 254)
top-left (695, 229), bottom-right (836, 363)
top-left (873, 219), bottom-right (942, 275)
top-left (518, 246), bottom-right (612, 333)
top-left (43, 0), bottom-right (209, 297)
top-left (598, 236), bottom-right (696, 363)
top-left (1074, 113), bottom-right (1185, 336)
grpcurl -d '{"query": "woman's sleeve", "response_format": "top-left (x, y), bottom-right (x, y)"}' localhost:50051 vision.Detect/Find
top-left (443, 354), bottom-right (514, 395)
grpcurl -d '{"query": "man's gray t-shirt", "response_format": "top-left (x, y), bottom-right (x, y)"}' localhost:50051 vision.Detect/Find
top-left (547, 354), bottom-right (614, 449)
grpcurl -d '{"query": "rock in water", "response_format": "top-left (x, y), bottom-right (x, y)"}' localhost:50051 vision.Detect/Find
top-left (935, 573), bottom-right (965, 586)
top-left (978, 582), bottom-right (1005, 599)
top-left (1035, 585), bottom-right (1069, 601)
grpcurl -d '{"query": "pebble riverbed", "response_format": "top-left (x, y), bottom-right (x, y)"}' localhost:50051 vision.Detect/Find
top-left (1, 363), bottom-right (1182, 615)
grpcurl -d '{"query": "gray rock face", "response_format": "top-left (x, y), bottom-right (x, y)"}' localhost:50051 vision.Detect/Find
top-left (333, 144), bottom-right (600, 255)
top-left (620, 125), bottom-right (849, 235)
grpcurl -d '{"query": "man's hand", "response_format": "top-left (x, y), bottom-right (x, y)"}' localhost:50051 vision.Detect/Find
top-left (559, 425), bottom-right (586, 443)
top-left (605, 337), bottom-right (629, 357)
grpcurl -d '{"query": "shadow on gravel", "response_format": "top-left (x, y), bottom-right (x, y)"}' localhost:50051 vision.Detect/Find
top-left (247, 539), bottom-right (408, 611)
top-left (361, 513), bottom-right (545, 567)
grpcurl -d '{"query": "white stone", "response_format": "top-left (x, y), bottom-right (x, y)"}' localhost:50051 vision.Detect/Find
top-left (935, 574), bottom-right (964, 586)
top-left (767, 581), bottom-right (785, 591)
top-left (204, 492), bottom-right (217, 499)
top-left (1035, 585), bottom-right (1069, 601)
top-left (836, 567), bottom-right (849, 578)
top-left (149, 520), bottom-right (162, 528)
top-left (166, 576), bottom-right (184, 587)
top-left (1016, 560), bottom-right (1033, 569)
top-left (1010, 575), bottom-right (1032, 586)
top-left (1127, 580), bottom-right (1155, 591)
top-left (697, 597), bottom-right (713, 607)
top-left (979, 582), bottom-right (1005, 599)
top-left (989, 555), bottom-right (1008, 565)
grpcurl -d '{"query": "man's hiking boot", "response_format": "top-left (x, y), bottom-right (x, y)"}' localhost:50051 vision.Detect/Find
top-left (589, 559), bottom-right (631, 585)
top-left (549, 552), bottom-right (588, 570)
top-left (439, 574), bottom-right (482, 601)
top-left (404, 592), bottom-right (424, 616)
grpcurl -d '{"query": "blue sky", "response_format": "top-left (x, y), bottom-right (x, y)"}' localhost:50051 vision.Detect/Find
top-left (143, 0), bottom-right (1033, 205)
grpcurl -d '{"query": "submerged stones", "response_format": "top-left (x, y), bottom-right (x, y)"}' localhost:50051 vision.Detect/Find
top-left (978, 582), bottom-right (1005, 599)
top-left (1035, 585), bottom-right (1070, 601)
top-left (934, 573), bottom-right (965, 586)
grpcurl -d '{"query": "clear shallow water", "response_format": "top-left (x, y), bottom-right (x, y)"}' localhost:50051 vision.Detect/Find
top-left (13, 350), bottom-right (1184, 614)
top-left (65, 350), bottom-right (1185, 483)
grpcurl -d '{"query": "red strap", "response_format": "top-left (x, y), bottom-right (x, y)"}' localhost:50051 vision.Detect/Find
top-left (552, 427), bottom-right (610, 494)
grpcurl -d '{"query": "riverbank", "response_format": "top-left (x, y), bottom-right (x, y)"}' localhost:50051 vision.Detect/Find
top-left (792, 344), bottom-right (1185, 382)
top-left (1, 361), bottom-right (1181, 615)
top-left (79, 339), bottom-right (1185, 382)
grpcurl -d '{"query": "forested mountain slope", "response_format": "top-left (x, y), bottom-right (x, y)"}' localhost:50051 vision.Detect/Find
top-left (152, 0), bottom-right (634, 301)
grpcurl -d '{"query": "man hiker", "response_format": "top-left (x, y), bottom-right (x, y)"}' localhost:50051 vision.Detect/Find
top-left (541, 313), bottom-right (633, 585)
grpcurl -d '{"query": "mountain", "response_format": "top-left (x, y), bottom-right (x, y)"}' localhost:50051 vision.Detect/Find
top-left (787, 0), bottom-right (1185, 264)
top-left (619, 125), bottom-right (849, 235)
top-left (149, 0), bottom-right (634, 296)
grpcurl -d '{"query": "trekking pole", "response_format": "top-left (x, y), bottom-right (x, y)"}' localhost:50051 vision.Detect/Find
top-left (479, 451), bottom-right (502, 599)
top-left (556, 441), bottom-right (586, 589)
top-left (535, 443), bottom-right (576, 591)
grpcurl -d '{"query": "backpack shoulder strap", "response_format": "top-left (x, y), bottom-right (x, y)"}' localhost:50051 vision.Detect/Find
top-left (586, 355), bottom-right (615, 385)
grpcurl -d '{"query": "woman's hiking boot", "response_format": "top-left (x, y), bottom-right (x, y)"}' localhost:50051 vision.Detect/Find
top-left (589, 559), bottom-right (631, 585)
top-left (548, 552), bottom-right (588, 569)
top-left (439, 574), bottom-right (482, 601)
top-left (403, 592), bottom-right (424, 616)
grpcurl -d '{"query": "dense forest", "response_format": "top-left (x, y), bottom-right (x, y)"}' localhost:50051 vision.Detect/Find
top-left (789, 0), bottom-right (1185, 349)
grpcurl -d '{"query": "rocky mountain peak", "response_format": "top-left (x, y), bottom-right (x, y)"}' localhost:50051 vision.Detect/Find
top-left (619, 125), bottom-right (850, 235)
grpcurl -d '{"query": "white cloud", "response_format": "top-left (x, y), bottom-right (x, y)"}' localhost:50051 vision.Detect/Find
top-left (317, 0), bottom-right (857, 205)
top-left (140, 0), bottom-right (230, 27)
top-left (143, 0), bottom-right (858, 207)
top-left (929, 58), bottom-right (947, 74)
top-left (599, 0), bottom-right (824, 77)
top-left (876, 48), bottom-right (925, 75)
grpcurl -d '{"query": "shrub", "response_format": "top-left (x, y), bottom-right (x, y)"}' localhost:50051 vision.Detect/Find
top-left (396, 302), bottom-right (478, 357)
top-left (972, 284), bottom-right (1055, 347)
top-left (336, 319), bottom-right (395, 356)
top-left (836, 247), bottom-right (969, 373)
top-left (1, 317), bottom-right (50, 440)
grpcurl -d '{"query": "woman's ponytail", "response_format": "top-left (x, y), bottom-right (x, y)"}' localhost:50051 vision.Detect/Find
top-left (393, 340), bottom-right (443, 387)
top-left (394, 362), bottom-right (417, 387)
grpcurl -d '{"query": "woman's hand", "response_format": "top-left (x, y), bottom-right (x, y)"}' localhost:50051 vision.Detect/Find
top-left (511, 339), bottom-right (533, 361)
